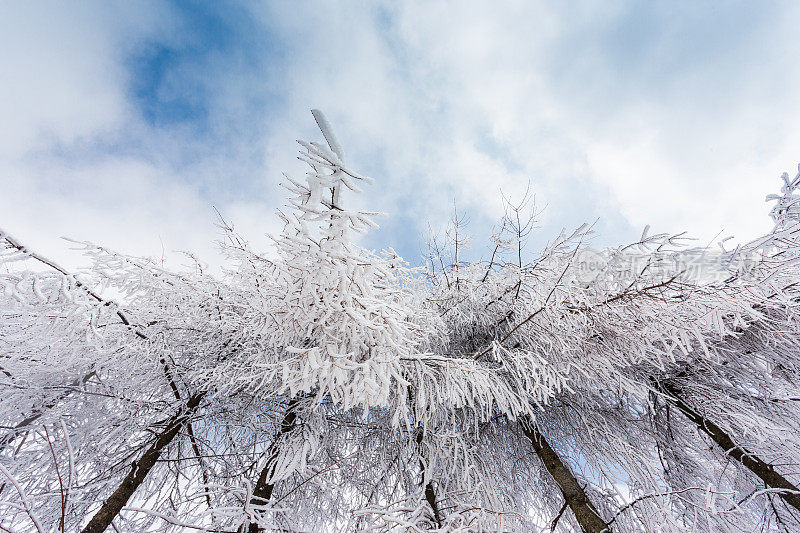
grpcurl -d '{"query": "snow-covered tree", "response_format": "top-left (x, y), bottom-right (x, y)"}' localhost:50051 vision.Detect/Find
top-left (768, 164), bottom-right (800, 230)
top-left (2, 112), bottom-right (800, 532)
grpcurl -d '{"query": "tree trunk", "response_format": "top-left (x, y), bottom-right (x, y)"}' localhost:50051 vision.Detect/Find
top-left (245, 398), bottom-right (301, 533)
top-left (519, 416), bottom-right (608, 533)
top-left (416, 429), bottom-right (442, 528)
top-left (423, 481), bottom-right (442, 528)
top-left (82, 393), bottom-right (205, 533)
top-left (660, 381), bottom-right (800, 512)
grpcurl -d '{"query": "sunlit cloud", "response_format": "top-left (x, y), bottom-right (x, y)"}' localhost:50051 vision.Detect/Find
top-left (1, 1), bottom-right (797, 271)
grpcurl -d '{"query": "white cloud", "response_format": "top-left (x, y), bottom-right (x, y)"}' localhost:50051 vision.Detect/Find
top-left (383, 1), bottom-right (799, 244)
top-left (0, 2), bottom-right (275, 271)
top-left (1, 1), bottom-right (798, 273)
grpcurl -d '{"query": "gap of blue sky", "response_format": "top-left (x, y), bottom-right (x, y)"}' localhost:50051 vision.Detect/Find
top-left (1, 1), bottom-right (797, 271)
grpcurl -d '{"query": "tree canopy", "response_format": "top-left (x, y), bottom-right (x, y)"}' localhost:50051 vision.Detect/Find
top-left (2, 112), bottom-right (800, 532)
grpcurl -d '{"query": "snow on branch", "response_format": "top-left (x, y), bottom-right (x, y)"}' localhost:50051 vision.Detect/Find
top-left (2, 116), bottom-right (800, 532)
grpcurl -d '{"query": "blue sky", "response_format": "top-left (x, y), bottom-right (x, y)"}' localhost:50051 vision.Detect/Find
top-left (1, 1), bottom-right (798, 270)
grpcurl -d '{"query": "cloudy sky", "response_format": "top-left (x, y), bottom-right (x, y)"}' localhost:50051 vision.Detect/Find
top-left (1, 1), bottom-right (798, 270)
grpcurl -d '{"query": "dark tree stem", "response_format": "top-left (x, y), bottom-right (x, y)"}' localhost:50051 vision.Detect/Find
top-left (82, 393), bottom-right (205, 533)
top-left (416, 429), bottom-right (443, 528)
top-left (661, 381), bottom-right (800, 513)
top-left (424, 481), bottom-right (443, 528)
top-left (245, 399), bottom-right (301, 533)
top-left (519, 416), bottom-right (609, 533)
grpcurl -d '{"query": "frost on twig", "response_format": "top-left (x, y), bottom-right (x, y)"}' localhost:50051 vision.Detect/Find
top-left (2, 115), bottom-right (800, 532)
